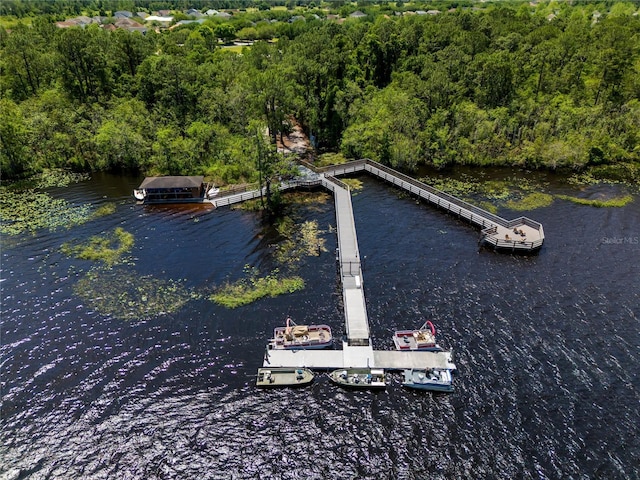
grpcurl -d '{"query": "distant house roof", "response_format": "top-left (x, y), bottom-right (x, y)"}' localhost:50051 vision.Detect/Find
top-left (216, 11), bottom-right (232, 18)
top-left (137, 12), bottom-right (149, 19)
top-left (205, 9), bottom-right (218, 16)
top-left (113, 18), bottom-right (147, 32)
top-left (157, 10), bottom-right (171, 16)
top-left (115, 18), bottom-right (143, 27)
top-left (56, 20), bottom-right (79, 28)
top-left (186, 8), bottom-right (202, 16)
top-left (139, 176), bottom-right (204, 189)
top-left (350, 11), bottom-right (367, 18)
top-left (114, 11), bottom-right (133, 18)
top-left (74, 15), bottom-right (94, 24)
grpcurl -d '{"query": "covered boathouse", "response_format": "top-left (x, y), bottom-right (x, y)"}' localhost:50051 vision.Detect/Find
top-left (134, 176), bottom-right (210, 203)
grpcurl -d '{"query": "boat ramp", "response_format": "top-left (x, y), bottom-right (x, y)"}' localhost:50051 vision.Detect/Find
top-left (210, 158), bottom-right (545, 372)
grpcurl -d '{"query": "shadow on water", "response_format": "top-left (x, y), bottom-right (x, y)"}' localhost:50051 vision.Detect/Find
top-left (1, 171), bottom-right (638, 479)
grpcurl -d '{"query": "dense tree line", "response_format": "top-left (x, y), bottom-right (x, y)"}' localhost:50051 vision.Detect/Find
top-left (1, 2), bottom-right (639, 183)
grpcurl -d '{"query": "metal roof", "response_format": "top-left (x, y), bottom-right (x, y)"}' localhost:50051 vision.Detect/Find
top-left (139, 176), bottom-right (204, 189)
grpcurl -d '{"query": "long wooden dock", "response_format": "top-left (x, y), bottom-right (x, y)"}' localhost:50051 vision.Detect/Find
top-left (211, 158), bottom-right (546, 372)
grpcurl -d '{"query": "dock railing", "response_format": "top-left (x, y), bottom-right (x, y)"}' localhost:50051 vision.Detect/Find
top-left (312, 158), bottom-right (544, 250)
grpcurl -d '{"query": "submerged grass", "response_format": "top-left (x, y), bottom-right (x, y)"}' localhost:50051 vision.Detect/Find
top-left (61, 227), bottom-right (134, 265)
top-left (93, 202), bottom-right (117, 218)
top-left (274, 218), bottom-right (327, 264)
top-left (211, 268), bottom-right (304, 308)
top-left (75, 267), bottom-right (197, 320)
top-left (556, 194), bottom-right (634, 207)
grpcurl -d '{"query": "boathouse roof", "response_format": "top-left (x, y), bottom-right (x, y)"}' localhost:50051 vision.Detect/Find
top-left (139, 176), bottom-right (203, 189)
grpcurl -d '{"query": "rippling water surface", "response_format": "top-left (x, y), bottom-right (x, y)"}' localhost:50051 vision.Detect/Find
top-left (1, 172), bottom-right (639, 479)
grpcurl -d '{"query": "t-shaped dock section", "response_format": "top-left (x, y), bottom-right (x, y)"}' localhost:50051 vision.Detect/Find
top-left (263, 175), bottom-right (456, 371)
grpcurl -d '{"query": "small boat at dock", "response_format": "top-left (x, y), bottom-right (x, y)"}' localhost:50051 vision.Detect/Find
top-left (402, 368), bottom-right (453, 392)
top-left (256, 367), bottom-right (314, 387)
top-left (392, 320), bottom-right (442, 351)
top-left (268, 317), bottom-right (332, 350)
top-left (328, 368), bottom-right (386, 389)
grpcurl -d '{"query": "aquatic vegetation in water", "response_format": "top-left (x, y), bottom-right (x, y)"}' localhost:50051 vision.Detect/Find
top-left (341, 178), bottom-right (364, 191)
top-left (0, 191), bottom-right (92, 235)
top-left (92, 202), bottom-right (117, 218)
top-left (211, 217), bottom-right (324, 308)
top-left (423, 174), bottom-right (540, 201)
top-left (4, 168), bottom-right (90, 191)
top-left (556, 194), bottom-right (634, 208)
top-left (75, 267), bottom-right (196, 320)
top-left (568, 162), bottom-right (640, 188)
top-left (475, 200), bottom-right (499, 214)
top-left (505, 193), bottom-right (555, 211)
top-left (284, 191), bottom-right (330, 207)
top-left (274, 219), bottom-right (327, 264)
top-left (211, 267), bottom-right (304, 308)
top-left (35, 168), bottom-right (90, 189)
top-left (61, 227), bottom-right (134, 265)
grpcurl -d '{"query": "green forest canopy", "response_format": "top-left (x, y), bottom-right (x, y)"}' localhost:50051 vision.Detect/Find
top-left (1, 1), bottom-right (639, 184)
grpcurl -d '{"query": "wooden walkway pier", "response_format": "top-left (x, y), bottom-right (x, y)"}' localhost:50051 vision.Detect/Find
top-left (317, 159), bottom-right (545, 252)
top-left (210, 158), bottom-right (545, 372)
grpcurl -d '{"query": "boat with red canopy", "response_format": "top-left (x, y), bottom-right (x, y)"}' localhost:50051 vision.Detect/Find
top-left (392, 320), bottom-right (443, 351)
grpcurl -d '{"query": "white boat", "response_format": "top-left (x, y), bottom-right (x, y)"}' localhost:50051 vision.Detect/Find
top-left (207, 186), bottom-right (220, 198)
top-left (256, 367), bottom-right (314, 388)
top-left (402, 368), bottom-right (453, 392)
top-left (392, 320), bottom-right (443, 351)
top-left (329, 368), bottom-right (386, 389)
top-left (268, 317), bottom-right (332, 350)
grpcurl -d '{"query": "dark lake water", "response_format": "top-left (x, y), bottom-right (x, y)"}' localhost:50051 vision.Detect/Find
top-left (1, 170), bottom-right (639, 479)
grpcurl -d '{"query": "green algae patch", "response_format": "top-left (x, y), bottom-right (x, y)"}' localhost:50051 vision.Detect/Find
top-left (211, 268), bottom-right (304, 308)
top-left (61, 227), bottom-right (134, 265)
top-left (505, 192), bottom-right (555, 211)
top-left (556, 194), bottom-right (634, 208)
top-left (0, 190), bottom-right (92, 235)
top-left (75, 267), bottom-right (196, 320)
